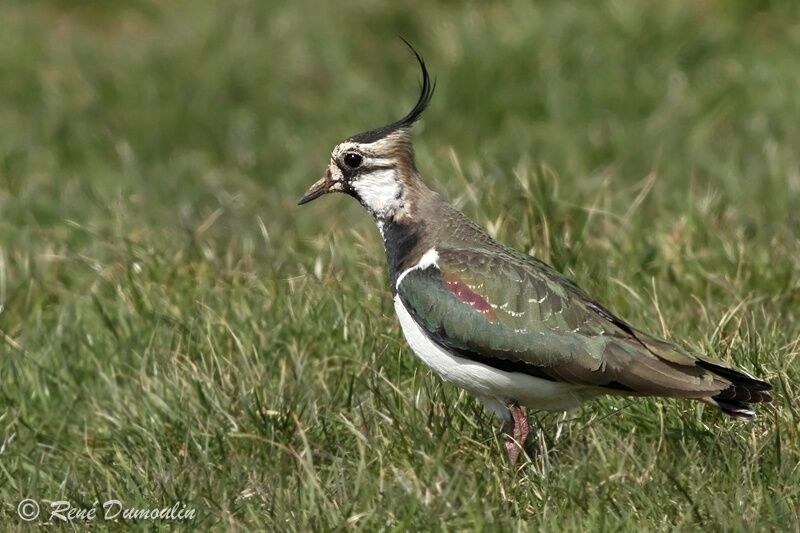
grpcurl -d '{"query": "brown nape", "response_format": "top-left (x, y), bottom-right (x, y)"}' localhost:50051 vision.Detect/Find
top-left (381, 129), bottom-right (418, 183)
top-left (385, 129), bottom-right (444, 222)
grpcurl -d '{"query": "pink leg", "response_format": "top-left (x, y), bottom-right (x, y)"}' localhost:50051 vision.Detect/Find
top-left (503, 402), bottom-right (530, 465)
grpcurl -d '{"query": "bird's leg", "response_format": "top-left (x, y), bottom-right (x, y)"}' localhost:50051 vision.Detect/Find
top-left (503, 402), bottom-right (530, 465)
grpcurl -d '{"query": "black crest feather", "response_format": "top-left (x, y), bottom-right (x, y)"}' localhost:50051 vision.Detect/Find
top-left (348, 40), bottom-right (435, 144)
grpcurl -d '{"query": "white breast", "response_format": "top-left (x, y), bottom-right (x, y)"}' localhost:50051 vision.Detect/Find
top-left (393, 294), bottom-right (599, 413)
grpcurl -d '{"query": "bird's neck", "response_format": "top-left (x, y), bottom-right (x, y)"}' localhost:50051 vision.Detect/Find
top-left (381, 217), bottom-right (427, 291)
top-left (375, 177), bottom-right (452, 291)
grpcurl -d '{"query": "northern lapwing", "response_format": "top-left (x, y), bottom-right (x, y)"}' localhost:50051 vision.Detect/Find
top-left (298, 44), bottom-right (772, 464)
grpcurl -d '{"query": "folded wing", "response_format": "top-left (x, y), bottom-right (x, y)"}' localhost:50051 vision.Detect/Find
top-left (397, 246), bottom-right (771, 410)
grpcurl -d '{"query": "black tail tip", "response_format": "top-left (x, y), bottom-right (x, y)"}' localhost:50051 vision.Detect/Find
top-left (697, 359), bottom-right (772, 419)
top-left (710, 386), bottom-right (772, 420)
top-left (713, 399), bottom-right (758, 420)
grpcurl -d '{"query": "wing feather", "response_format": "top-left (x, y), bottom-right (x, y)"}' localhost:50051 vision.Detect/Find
top-left (397, 247), bottom-right (728, 397)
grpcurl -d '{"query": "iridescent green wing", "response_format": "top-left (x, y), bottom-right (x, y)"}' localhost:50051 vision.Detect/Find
top-left (397, 246), bottom-right (723, 394)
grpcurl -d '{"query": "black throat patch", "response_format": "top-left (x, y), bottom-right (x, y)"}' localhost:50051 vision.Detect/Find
top-left (382, 218), bottom-right (426, 292)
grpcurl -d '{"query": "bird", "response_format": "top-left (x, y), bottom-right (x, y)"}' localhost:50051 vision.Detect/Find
top-left (297, 43), bottom-right (773, 465)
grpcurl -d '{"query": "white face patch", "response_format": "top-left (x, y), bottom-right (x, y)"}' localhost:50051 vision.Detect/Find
top-left (327, 135), bottom-right (407, 223)
top-left (351, 168), bottom-right (402, 220)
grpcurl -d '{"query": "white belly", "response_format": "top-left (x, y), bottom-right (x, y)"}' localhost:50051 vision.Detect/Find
top-left (393, 296), bottom-right (600, 412)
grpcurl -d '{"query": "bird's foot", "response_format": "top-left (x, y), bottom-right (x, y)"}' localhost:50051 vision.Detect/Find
top-left (503, 402), bottom-right (530, 466)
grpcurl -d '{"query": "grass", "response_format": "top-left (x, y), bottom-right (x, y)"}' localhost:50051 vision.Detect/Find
top-left (1, 0), bottom-right (799, 530)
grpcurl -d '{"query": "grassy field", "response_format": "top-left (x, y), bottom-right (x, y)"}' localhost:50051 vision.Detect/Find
top-left (2, 0), bottom-right (799, 530)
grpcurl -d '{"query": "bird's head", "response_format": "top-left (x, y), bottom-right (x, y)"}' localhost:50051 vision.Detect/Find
top-left (298, 43), bottom-right (434, 223)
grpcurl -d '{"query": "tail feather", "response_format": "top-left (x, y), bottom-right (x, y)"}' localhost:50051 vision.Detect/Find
top-left (696, 359), bottom-right (773, 420)
top-left (710, 399), bottom-right (757, 420)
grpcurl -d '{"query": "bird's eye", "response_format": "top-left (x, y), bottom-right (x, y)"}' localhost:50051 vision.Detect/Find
top-left (343, 152), bottom-right (363, 169)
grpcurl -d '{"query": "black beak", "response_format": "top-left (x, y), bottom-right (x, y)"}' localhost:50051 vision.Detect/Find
top-left (297, 176), bottom-right (332, 205)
